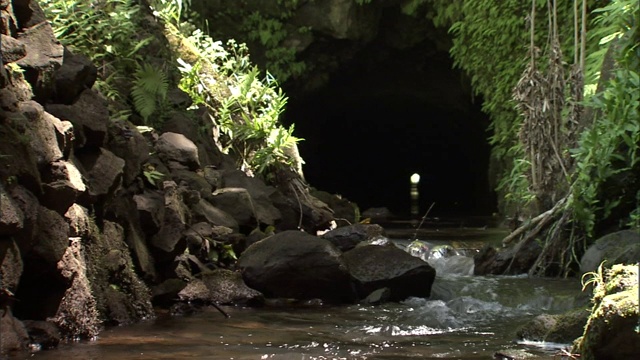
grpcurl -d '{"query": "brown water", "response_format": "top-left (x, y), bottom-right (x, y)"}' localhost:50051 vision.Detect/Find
top-left (10, 220), bottom-right (585, 360)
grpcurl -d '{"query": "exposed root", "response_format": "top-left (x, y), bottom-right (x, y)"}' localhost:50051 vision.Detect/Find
top-left (502, 195), bottom-right (568, 246)
top-left (502, 194), bottom-right (583, 277)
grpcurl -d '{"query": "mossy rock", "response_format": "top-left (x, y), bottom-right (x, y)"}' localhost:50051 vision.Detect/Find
top-left (574, 265), bottom-right (640, 360)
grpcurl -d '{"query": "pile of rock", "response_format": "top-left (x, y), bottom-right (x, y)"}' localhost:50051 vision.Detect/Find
top-left (0, 0), bottom-right (437, 355)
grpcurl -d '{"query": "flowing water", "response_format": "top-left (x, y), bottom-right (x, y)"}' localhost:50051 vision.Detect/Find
top-left (13, 218), bottom-right (586, 360)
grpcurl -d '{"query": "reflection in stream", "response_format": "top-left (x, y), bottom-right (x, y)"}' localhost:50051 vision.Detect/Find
top-left (14, 221), bottom-right (584, 360)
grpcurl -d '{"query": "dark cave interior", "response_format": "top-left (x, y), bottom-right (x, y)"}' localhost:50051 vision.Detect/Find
top-left (284, 35), bottom-right (497, 218)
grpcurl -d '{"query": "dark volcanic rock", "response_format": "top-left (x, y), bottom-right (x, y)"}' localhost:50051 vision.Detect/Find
top-left (15, 21), bottom-right (64, 100)
top-left (23, 320), bottom-right (61, 350)
top-left (156, 132), bottom-right (201, 171)
top-left (237, 230), bottom-right (356, 303)
top-left (46, 89), bottom-right (110, 149)
top-left (41, 159), bottom-right (86, 214)
top-left (0, 310), bottom-right (29, 354)
top-left (580, 230), bottom-right (640, 275)
top-left (310, 189), bottom-right (358, 225)
top-left (0, 184), bottom-right (24, 235)
top-left (342, 244), bottom-right (436, 301)
top-left (322, 223), bottom-right (386, 251)
top-left (107, 120), bottom-right (150, 186)
top-left (76, 147), bottom-right (125, 202)
top-left (52, 48), bottom-right (97, 104)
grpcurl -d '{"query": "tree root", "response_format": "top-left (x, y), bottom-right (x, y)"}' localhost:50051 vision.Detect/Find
top-left (502, 195), bottom-right (569, 246)
top-left (503, 194), bottom-right (575, 276)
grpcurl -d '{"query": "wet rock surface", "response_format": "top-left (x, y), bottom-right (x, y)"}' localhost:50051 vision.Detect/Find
top-left (342, 243), bottom-right (436, 301)
top-left (238, 230), bottom-right (357, 304)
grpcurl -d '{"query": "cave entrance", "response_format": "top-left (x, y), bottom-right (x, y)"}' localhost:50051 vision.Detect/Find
top-left (283, 10), bottom-right (496, 219)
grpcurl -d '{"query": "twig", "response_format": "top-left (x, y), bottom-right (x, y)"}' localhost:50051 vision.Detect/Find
top-left (211, 301), bottom-right (230, 318)
top-left (554, 348), bottom-right (580, 359)
top-left (502, 195), bottom-right (568, 246)
top-left (412, 202), bottom-right (435, 240)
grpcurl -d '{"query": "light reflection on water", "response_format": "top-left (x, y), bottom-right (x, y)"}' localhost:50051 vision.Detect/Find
top-left (14, 222), bottom-right (584, 360)
top-left (17, 275), bottom-right (581, 360)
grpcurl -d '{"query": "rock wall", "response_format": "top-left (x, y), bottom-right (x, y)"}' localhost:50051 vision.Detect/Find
top-left (0, 0), bottom-right (350, 354)
top-left (193, 0), bottom-right (451, 92)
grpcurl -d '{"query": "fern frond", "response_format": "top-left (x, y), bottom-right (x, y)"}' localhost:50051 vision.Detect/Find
top-left (132, 86), bottom-right (157, 122)
top-left (135, 63), bottom-right (169, 99)
top-left (131, 63), bottom-right (169, 123)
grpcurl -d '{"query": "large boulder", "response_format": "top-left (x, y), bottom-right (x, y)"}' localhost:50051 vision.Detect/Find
top-left (46, 89), bottom-right (110, 149)
top-left (134, 190), bottom-right (165, 235)
top-left (6, 185), bottom-right (40, 252)
top-left (580, 230), bottom-right (640, 275)
top-left (155, 132), bottom-right (201, 171)
top-left (22, 320), bottom-right (62, 350)
top-left (0, 34), bottom-right (26, 63)
top-left (15, 21), bottom-right (64, 100)
top-left (517, 308), bottom-right (590, 343)
top-left (0, 239), bottom-right (23, 294)
top-left (321, 223), bottom-right (385, 251)
top-left (0, 119), bottom-right (42, 195)
top-left (237, 230), bottom-right (356, 303)
top-left (170, 169), bottom-right (212, 201)
top-left (12, 205), bottom-right (70, 321)
top-left (29, 206), bottom-right (69, 267)
top-left (160, 111), bottom-right (226, 168)
top-left (342, 244), bottom-right (436, 301)
top-left (270, 187), bottom-right (334, 232)
top-left (11, 0), bottom-right (48, 29)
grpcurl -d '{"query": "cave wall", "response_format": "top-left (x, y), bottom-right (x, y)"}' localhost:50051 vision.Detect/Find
top-left (195, 0), bottom-right (496, 216)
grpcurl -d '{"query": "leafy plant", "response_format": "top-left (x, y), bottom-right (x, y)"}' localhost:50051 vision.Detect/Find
top-left (142, 164), bottom-right (165, 187)
top-left (41, 0), bottom-right (157, 103)
top-left (581, 261), bottom-right (606, 292)
top-left (570, 0), bottom-right (639, 236)
top-left (217, 66), bottom-right (301, 176)
top-left (208, 240), bottom-right (237, 264)
top-left (241, 11), bottom-right (307, 82)
top-left (131, 63), bottom-right (170, 125)
top-left (427, 0), bottom-right (580, 214)
top-left (145, 1), bottom-right (305, 180)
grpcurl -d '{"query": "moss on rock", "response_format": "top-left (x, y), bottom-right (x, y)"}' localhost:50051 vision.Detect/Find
top-left (574, 264), bottom-right (640, 360)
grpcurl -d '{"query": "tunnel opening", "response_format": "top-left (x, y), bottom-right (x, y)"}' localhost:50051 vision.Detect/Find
top-left (283, 8), bottom-right (497, 219)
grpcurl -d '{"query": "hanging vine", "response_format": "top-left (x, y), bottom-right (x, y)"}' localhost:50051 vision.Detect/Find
top-left (509, 0), bottom-right (588, 276)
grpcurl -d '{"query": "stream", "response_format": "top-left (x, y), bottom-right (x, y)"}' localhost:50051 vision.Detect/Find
top-left (13, 218), bottom-right (586, 360)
